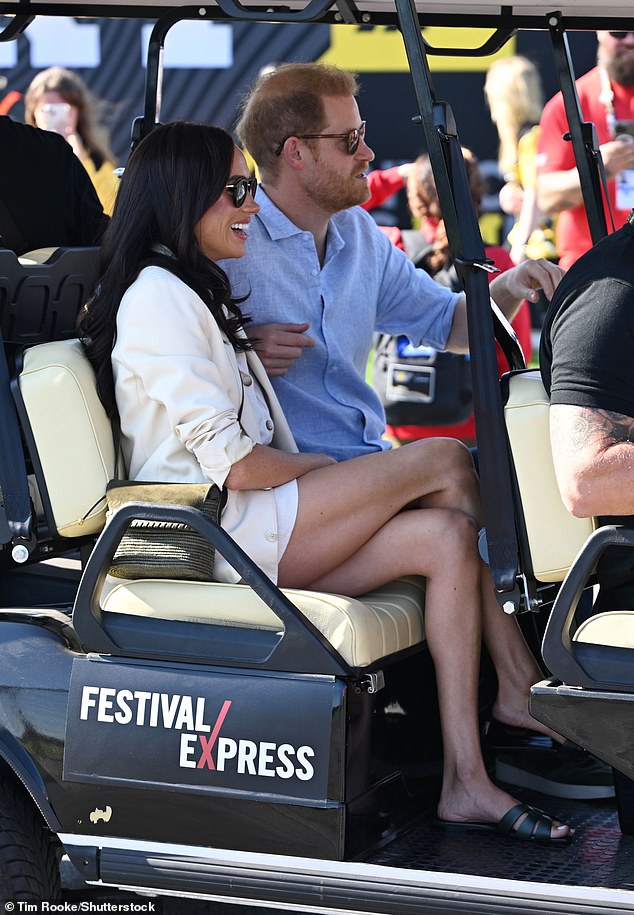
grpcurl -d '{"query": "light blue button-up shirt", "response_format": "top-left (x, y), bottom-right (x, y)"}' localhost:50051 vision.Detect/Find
top-left (220, 190), bottom-right (460, 461)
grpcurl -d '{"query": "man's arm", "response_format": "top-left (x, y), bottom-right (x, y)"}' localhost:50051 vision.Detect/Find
top-left (445, 258), bottom-right (564, 352)
top-left (550, 404), bottom-right (634, 517)
top-left (537, 137), bottom-right (634, 215)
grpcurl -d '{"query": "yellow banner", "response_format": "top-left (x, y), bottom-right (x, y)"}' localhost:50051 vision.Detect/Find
top-left (320, 26), bottom-right (515, 72)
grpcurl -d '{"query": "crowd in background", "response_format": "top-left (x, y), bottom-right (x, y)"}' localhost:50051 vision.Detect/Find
top-left (2, 30), bottom-right (633, 447)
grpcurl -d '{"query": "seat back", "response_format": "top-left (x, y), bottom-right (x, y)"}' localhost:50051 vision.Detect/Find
top-left (0, 247), bottom-right (100, 353)
top-left (503, 369), bottom-right (596, 583)
top-left (0, 247), bottom-right (100, 549)
top-left (16, 338), bottom-right (426, 671)
top-left (16, 338), bottom-right (114, 538)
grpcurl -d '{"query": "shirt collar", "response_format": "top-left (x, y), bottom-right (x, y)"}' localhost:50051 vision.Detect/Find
top-left (256, 188), bottom-right (308, 241)
top-left (256, 187), bottom-right (347, 261)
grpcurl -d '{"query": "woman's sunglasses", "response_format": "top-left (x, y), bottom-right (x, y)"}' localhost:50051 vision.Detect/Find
top-left (274, 122), bottom-right (367, 157)
top-left (225, 175), bottom-right (258, 207)
top-left (609, 31), bottom-right (634, 39)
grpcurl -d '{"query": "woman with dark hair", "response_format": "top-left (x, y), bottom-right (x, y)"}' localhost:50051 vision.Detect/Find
top-left (26, 66), bottom-right (119, 213)
top-left (79, 121), bottom-right (572, 844)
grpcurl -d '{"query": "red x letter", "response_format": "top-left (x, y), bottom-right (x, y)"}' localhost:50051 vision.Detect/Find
top-left (197, 699), bottom-right (232, 769)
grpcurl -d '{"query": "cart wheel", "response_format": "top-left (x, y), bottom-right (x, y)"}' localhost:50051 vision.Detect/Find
top-left (0, 778), bottom-right (61, 901)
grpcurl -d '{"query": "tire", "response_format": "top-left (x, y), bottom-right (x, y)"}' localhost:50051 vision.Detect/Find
top-left (0, 778), bottom-right (61, 902)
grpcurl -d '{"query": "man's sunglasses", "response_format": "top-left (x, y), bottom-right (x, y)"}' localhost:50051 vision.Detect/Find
top-left (275, 122), bottom-right (367, 157)
top-left (225, 175), bottom-right (258, 207)
top-left (609, 31), bottom-right (634, 39)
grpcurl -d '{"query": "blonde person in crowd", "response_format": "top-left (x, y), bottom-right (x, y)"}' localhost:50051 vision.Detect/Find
top-left (484, 55), bottom-right (557, 267)
top-left (25, 67), bottom-right (119, 215)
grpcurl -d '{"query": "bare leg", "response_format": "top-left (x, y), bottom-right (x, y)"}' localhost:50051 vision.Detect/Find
top-left (480, 575), bottom-right (564, 741)
top-left (279, 438), bottom-right (478, 589)
top-left (407, 444), bottom-right (565, 742)
top-left (281, 506), bottom-right (571, 838)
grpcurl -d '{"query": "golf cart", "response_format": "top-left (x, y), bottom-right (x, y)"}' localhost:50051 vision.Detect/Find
top-left (0, 1), bottom-right (634, 913)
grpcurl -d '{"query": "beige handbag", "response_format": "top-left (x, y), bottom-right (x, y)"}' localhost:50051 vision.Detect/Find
top-left (105, 480), bottom-right (227, 581)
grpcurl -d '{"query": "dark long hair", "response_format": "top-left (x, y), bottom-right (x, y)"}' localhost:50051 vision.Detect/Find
top-left (78, 121), bottom-right (251, 418)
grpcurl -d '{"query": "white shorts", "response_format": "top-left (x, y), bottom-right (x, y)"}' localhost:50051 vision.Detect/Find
top-left (274, 478), bottom-right (299, 562)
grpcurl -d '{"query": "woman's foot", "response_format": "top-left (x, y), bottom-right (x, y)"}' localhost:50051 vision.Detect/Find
top-left (491, 697), bottom-right (565, 744)
top-left (437, 773), bottom-right (573, 840)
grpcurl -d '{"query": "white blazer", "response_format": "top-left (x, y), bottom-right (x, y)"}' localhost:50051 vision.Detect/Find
top-left (112, 266), bottom-right (298, 583)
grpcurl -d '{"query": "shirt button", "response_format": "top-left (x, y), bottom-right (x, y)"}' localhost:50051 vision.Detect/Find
top-left (241, 372), bottom-right (253, 386)
top-left (265, 530), bottom-right (278, 542)
top-left (265, 419), bottom-right (274, 431)
top-left (310, 268), bottom-right (318, 276)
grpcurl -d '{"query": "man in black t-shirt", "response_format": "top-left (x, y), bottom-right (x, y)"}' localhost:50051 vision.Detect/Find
top-left (540, 213), bottom-right (634, 606)
top-left (0, 115), bottom-right (108, 255)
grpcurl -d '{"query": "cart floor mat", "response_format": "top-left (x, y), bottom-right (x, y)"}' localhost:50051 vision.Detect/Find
top-left (367, 785), bottom-right (634, 890)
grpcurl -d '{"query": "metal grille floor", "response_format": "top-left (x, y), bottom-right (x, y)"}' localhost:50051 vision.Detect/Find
top-left (368, 787), bottom-right (634, 890)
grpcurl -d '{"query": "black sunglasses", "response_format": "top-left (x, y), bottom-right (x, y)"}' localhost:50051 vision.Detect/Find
top-left (225, 175), bottom-right (258, 207)
top-left (609, 31), bottom-right (634, 39)
top-left (275, 122), bottom-right (367, 157)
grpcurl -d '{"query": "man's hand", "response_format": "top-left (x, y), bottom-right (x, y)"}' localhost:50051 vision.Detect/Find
top-left (447, 258), bottom-right (565, 352)
top-left (490, 257), bottom-right (565, 311)
top-left (601, 136), bottom-right (634, 180)
top-left (246, 322), bottom-right (315, 376)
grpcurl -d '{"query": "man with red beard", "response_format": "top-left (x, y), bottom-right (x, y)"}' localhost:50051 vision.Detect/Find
top-left (537, 30), bottom-right (634, 270)
top-left (221, 63), bottom-right (562, 462)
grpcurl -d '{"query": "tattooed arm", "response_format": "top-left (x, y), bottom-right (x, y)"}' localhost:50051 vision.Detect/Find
top-left (550, 404), bottom-right (634, 518)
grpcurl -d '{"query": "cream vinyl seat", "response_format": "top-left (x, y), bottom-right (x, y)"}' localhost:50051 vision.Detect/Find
top-left (17, 339), bottom-right (425, 669)
top-left (574, 611), bottom-right (634, 649)
top-left (504, 369), bottom-right (634, 650)
top-left (504, 369), bottom-right (597, 583)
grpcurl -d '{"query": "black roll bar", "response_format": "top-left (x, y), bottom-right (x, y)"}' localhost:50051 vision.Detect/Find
top-left (547, 11), bottom-right (609, 243)
top-left (395, 0), bottom-right (523, 599)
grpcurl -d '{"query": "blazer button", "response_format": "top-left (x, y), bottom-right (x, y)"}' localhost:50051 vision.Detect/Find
top-left (265, 419), bottom-right (274, 431)
top-left (241, 372), bottom-right (253, 386)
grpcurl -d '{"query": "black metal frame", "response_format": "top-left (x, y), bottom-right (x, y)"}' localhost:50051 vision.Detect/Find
top-left (73, 500), bottom-right (355, 674)
top-left (547, 11), bottom-right (610, 242)
top-left (2, 1), bottom-right (634, 29)
top-left (1, 1), bottom-right (634, 906)
top-left (0, 1), bottom-right (623, 616)
top-left (542, 526), bottom-right (634, 692)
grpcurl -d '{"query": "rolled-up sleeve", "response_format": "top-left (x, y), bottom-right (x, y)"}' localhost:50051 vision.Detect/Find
top-left (115, 269), bottom-right (254, 488)
top-left (374, 232), bottom-right (460, 351)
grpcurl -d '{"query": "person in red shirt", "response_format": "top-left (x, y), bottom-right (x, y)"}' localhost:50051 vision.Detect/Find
top-left (362, 162), bottom-right (412, 211)
top-left (537, 30), bottom-right (634, 270)
top-left (377, 148), bottom-right (532, 447)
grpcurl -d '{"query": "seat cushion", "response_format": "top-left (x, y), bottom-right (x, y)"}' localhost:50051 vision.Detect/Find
top-left (574, 611), bottom-right (634, 649)
top-left (504, 370), bottom-right (596, 582)
top-left (102, 575), bottom-right (426, 668)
